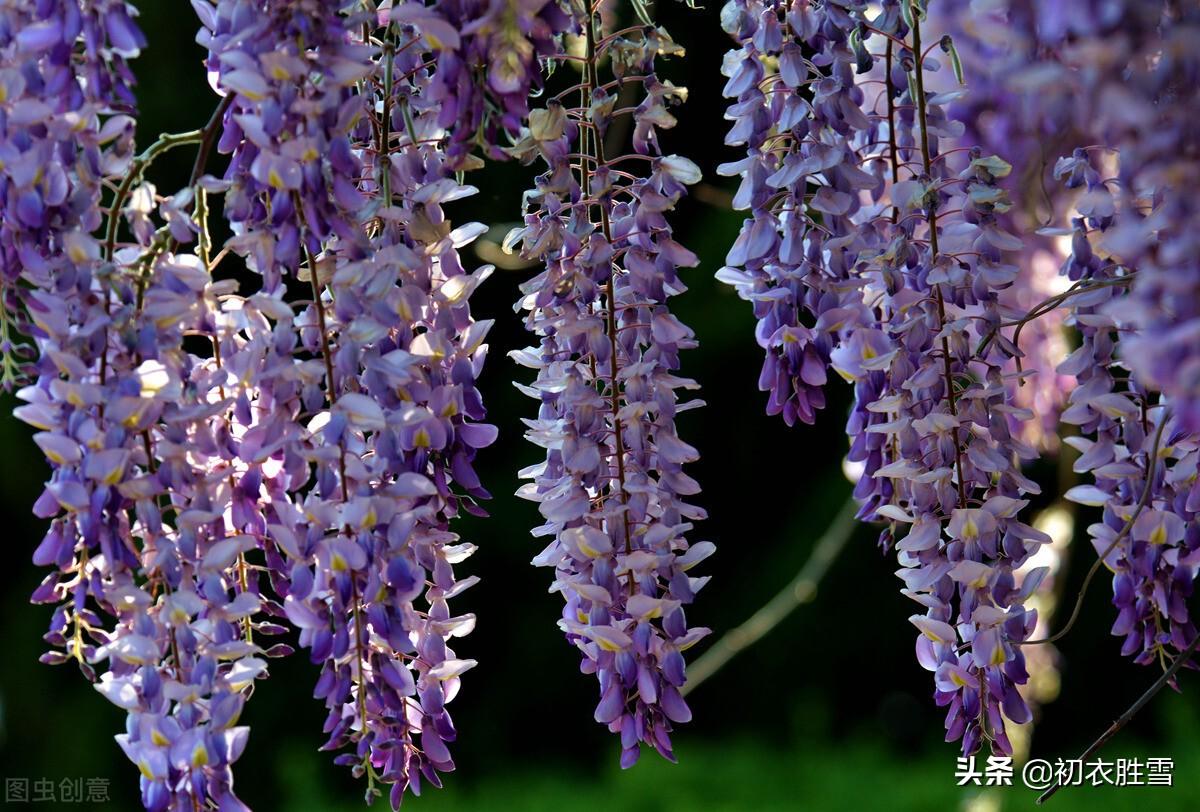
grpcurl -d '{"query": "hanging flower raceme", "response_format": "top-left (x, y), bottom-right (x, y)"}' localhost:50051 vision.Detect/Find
top-left (965, 0), bottom-right (1200, 667)
top-left (715, 0), bottom-right (1051, 755)
top-left (195, 1), bottom-right (503, 806)
top-left (7, 3), bottom-right (272, 809)
top-left (1052, 149), bottom-right (1200, 669)
top-left (0, 0), bottom-right (142, 387)
top-left (510, 14), bottom-right (712, 768)
top-left (863, 14), bottom-right (1050, 757)
top-left (923, 0), bottom-right (1077, 453)
top-left (12, 0), bottom-right (1200, 805)
top-left (715, 0), bottom-right (881, 427)
top-left (197, 0), bottom-right (373, 290)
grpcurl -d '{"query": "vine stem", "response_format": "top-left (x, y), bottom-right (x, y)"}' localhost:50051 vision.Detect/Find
top-left (103, 130), bottom-right (204, 262)
top-left (974, 274), bottom-right (1133, 358)
top-left (908, 4), bottom-right (967, 509)
top-left (682, 498), bottom-right (859, 696)
top-left (583, 8), bottom-right (633, 569)
top-left (885, 38), bottom-right (900, 225)
top-left (292, 193), bottom-right (368, 758)
top-left (1037, 626), bottom-right (1200, 804)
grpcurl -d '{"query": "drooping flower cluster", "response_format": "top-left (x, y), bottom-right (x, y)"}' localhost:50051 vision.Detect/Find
top-left (985, 2), bottom-right (1200, 434)
top-left (0, 0), bottom-right (141, 387)
top-left (946, 0), bottom-right (1200, 667)
top-left (12, 0), bottom-right (1200, 804)
top-left (714, 0), bottom-right (868, 427)
top-left (509, 13), bottom-right (713, 767)
top-left (717, 0), bottom-right (1053, 755)
top-left (1049, 4), bottom-right (1200, 430)
top-left (6, 3), bottom-right (275, 809)
top-left (194, 0), bottom-right (502, 805)
top-left (11, 0), bottom-right (527, 808)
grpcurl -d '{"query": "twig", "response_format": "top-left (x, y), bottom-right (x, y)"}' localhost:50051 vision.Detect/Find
top-left (1037, 627), bottom-right (1200, 804)
top-left (908, 5), bottom-right (967, 510)
top-left (103, 129), bottom-right (204, 262)
top-left (682, 498), bottom-right (859, 696)
top-left (974, 275), bottom-right (1133, 360)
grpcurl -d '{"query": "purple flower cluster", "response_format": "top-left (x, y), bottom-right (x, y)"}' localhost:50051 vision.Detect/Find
top-left (381, 0), bottom-right (573, 168)
top-left (509, 15), bottom-right (713, 767)
top-left (715, 0), bottom-right (860, 426)
top-left (12, 0), bottom-right (1200, 801)
top-left (6, 3), bottom-right (272, 809)
top-left (0, 0), bottom-right (142, 386)
top-left (717, 0), bottom-right (1052, 755)
top-left (198, 0), bottom-right (373, 288)
top-left (954, 0), bottom-right (1200, 667)
top-left (193, 1), bottom-right (501, 805)
top-left (12, 1), bottom-right (518, 808)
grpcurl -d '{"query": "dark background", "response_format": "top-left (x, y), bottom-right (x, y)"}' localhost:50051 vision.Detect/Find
top-left (0, 3), bottom-right (1195, 810)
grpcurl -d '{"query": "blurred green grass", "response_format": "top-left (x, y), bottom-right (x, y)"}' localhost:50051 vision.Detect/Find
top-left (270, 733), bottom-right (1200, 812)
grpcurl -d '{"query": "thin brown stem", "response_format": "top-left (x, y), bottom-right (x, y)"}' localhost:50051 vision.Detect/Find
top-left (584, 8), bottom-right (633, 567)
top-left (1037, 627), bottom-right (1199, 804)
top-left (886, 39), bottom-right (900, 224)
top-left (683, 498), bottom-right (859, 695)
top-left (909, 6), bottom-right (967, 508)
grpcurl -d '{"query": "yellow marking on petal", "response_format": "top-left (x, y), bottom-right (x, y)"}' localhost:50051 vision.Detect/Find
top-left (331, 552), bottom-right (348, 572)
top-left (151, 729), bottom-right (170, 747)
top-left (414, 428), bottom-right (431, 448)
top-left (1150, 524), bottom-right (1167, 545)
top-left (267, 168), bottom-right (286, 190)
top-left (991, 646), bottom-right (1007, 666)
top-left (950, 670), bottom-right (970, 688)
top-left (962, 517), bottom-right (979, 541)
top-left (137, 760), bottom-right (155, 780)
top-left (578, 539), bottom-right (604, 558)
top-left (594, 637), bottom-right (622, 653)
top-left (191, 743), bottom-right (209, 767)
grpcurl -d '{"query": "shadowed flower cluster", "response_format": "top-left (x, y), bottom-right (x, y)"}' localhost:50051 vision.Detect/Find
top-left (509, 11), bottom-right (713, 769)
